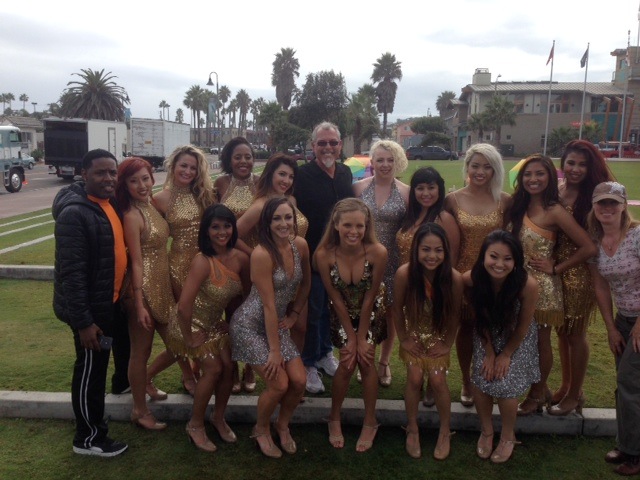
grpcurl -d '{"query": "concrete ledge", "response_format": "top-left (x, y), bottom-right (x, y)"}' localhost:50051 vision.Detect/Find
top-left (0, 265), bottom-right (53, 280)
top-left (0, 390), bottom-right (616, 437)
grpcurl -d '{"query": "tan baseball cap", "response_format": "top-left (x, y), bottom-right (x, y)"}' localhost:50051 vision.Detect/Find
top-left (592, 182), bottom-right (627, 204)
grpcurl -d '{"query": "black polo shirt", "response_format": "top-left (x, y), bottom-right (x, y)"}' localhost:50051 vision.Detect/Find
top-left (294, 160), bottom-right (353, 255)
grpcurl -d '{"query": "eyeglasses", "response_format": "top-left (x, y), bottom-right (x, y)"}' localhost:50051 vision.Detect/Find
top-left (315, 140), bottom-right (340, 147)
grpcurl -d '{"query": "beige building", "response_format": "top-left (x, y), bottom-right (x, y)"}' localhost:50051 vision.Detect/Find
top-left (0, 115), bottom-right (43, 153)
top-left (447, 66), bottom-right (632, 157)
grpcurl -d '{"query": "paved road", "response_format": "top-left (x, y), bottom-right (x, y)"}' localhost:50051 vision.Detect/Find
top-left (0, 162), bottom-right (170, 220)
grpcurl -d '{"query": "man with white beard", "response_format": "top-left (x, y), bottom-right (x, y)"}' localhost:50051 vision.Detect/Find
top-left (294, 121), bottom-right (353, 393)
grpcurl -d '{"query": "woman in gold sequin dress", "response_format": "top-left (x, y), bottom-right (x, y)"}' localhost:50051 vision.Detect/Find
top-left (116, 158), bottom-right (173, 431)
top-left (444, 144), bottom-right (511, 407)
top-left (548, 141), bottom-right (614, 415)
top-left (353, 140), bottom-right (409, 388)
top-left (169, 205), bottom-right (250, 452)
top-left (236, 153), bottom-right (309, 352)
top-left (215, 137), bottom-right (260, 393)
top-left (508, 154), bottom-right (596, 415)
top-left (392, 223), bottom-right (462, 460)
top-left (314, 199), bottom-right (387, 453)
top-left (152, 145), bottom-right (216, 395)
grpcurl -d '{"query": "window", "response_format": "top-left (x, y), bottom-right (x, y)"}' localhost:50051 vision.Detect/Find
top-left (540, 134), bottom-right (546, 148)
top-left (506, 135), bottom-right (512, 140)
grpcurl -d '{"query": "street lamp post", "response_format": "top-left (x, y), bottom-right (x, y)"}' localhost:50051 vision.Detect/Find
top-left (31, 102), bottom-right (37, 113)
top-left (206, 71), bottom-right (220, 155)
top-left (494, 74), bottom-right (502, 95)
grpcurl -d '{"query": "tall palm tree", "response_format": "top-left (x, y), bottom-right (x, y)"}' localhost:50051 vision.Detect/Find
top-left (371, 52), bottom-right (402, 138)
top-left (4, 93), bottom-right (15, 111)
top-left (19, 94), bottom-right (29, 112)
top-left (251, 97), bottom-right (266, 143)
top-left (218, 85), bottom-right (231, 131)
top-left (175, 108), bottom-right (184, 124)
top-left (0, 94), bottom-right (6, 113)
top-left (436, 91), bottom-right (456, 117)
top-left (483, 95), bottom-right (516, 147)
top-left (61, 69), bottom-right (129, 121)
top-left (257, 101), bottom-right (285, 150)
top-left (235, 89), bottom-right (251, 136)
top-left (346, 84), bottom-right (380, 154)
top-left (271, 47), bottom-right (300, 111)
top-left (467, 112), bottom-right (489, 143)
top-left (159, 100), bottom-right (168, 120)
top-left (227, 99), bottom-right (238, 129)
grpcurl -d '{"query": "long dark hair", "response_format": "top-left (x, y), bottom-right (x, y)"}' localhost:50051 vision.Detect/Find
top-left (471, 230), bottom-right (527, 337)
top-left (258, 196), bottom-right (298, 268)
top-left (255, 153), bottom-right (298, 199)
top-left (116, 157), bottom-right (154, 213)
top-left (560, 140), bottom-right (615, 228)
top-left (404, 223), bottom-right (453, 335)
top-left (401, 167), bottom-right (446, 232)
top-left (509, 154), bottom-right (559, 237)
top-left (198, 204), bottom-right (238, 257)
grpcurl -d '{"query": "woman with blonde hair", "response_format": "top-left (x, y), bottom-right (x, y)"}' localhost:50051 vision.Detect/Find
top-left (353, 139), bottom-right (409, 387)
top-left (150, 145), bottom-right (216, 395)
top-left (315, 198), bottom-right (387, 452)
top-left (444, 143), bottom-right (511, 407)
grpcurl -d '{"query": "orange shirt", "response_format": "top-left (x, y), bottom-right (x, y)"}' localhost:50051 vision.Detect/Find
top-left (88, 195), bottom-right (127, 302)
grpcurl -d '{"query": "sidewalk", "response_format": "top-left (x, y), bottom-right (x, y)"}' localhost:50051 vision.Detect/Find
top-left (0, 390), bottom-right (615, 437)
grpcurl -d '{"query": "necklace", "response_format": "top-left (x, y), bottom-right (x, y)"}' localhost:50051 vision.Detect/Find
top-left (602, 234), bottom-right (621, 253)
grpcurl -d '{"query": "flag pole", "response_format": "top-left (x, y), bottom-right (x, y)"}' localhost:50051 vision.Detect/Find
top-left (579, 43), bottom-right (590, 139)
top-left (619, 34), bottom-right (630, 158)
top-left (543, 40), bottom-right (555, 156)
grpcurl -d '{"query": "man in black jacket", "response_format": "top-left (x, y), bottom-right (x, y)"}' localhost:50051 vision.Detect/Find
top-left (53, 149), bottom-right (130, 457)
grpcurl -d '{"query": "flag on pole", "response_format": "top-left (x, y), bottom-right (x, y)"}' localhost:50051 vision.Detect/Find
top-left (580, 46), bottom-right (589, 68)
top-left (546, 44), bottom-right (555, 65)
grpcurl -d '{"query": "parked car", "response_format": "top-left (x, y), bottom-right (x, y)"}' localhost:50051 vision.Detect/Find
top-left (19, 154), bottom-right (36, 170)
top-left (406, 145), bottom-right (458, 160)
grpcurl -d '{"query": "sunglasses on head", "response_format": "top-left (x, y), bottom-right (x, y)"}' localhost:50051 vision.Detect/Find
top-left (316, 140), bottom-right (340, 147)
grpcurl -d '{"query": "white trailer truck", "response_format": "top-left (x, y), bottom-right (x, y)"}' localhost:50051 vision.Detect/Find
top-left (128, 118), bottom-right (191, 169)
top-left (44, 118), bottom-right (126, 180)
top-left (0, 125), bottom-right (26, 192)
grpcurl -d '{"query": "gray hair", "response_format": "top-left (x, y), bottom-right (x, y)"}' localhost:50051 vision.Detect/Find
top-left (311, 121), bottom-right (341, 142)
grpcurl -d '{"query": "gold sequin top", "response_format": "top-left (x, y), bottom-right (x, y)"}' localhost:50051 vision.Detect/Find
top-left (166, 185), bottom-right (203, 296)
top-left (452, 195), bottom-right (504, 274)
top-left (396, 227), bottom-right (414, 266)
top-left (167, 254), bottom-right (242, 359)
top-left (133, 200), bottom-right (175, 325)
top-left (556, 205), bottom-right (596, 332)
top-left (221, 174), bottom-right (256, 218)
top-left (520, 215), bottom-right (564, 327)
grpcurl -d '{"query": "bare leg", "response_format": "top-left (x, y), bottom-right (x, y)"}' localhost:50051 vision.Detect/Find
top-left (456, 317), bottom-right (474, 401)
top-left (328, 351), bottom-right (356, 448)
top-left (190, 356), bottom-right (222, 427)
top-left (558, 330), bottom-right (589, 410)
top-left (404, 364), bottom-right (424, 456)
top-left (471, 384), bottom-right (494, 458)
top-left (492, 398), bottom-right (519, 462)
top-left (210, 346), bottom-right (236, 442)
top-left (356, 352), bottom-right (380, 452)
top-left (252, 363), bottom-right (288, 455)
top-left (274, 357), bottom-right (306, 451)
top-left (430, 368), bottom-right (452, 459)
top-left (529, 325), bottom-right (552, 401)
top-left (553, 332), bottom-right (570, 403)
top-left (127, 311), bottom-right (155, 418)
top-left (377, 310), bottom-right (395, 386)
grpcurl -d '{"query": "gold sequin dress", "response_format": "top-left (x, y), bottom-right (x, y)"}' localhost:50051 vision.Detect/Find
top-left (220, 174), bottom-right (256, 218)
top-left (556, 205), bottom-right (596, 335)
top-left (399, 284), bottom-right (449, 373)
top-left (131, 199), bottom-right (174, 324)
top-left (396, 227), bottom-right (414, 266)
top-left (329, 258), bottom-right (387, 347)
top-left (519, 215), bottom-right (564, 327)
top-left (167, 254), bottom-right (242, 359)
top-left (452, 195), bottom-right (504, 320)
top-left (166, 185), bottom-right (203, 296)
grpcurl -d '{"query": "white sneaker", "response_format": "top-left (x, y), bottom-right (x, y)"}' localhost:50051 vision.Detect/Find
top-left (305, 366), bottom-right (325, 394)
top-left (316, 351), bottom-right (339, 377)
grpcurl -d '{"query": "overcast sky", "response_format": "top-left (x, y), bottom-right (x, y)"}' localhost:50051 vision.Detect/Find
top-left (2, 0), bottom-right (639, 125)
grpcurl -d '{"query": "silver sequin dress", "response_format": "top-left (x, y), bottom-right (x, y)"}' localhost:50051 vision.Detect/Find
top-left (359, 180), bottom-right (405, 303)
top-left (230, 240), bottom-right (302, 365)
top-left (471, 303), bottom-right (540, 398)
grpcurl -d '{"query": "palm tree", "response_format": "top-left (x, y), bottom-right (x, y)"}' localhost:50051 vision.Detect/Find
top-left (483, 95), bottom-right (516, 147)
top-left (436, 91), bottom-right (456, 117)
top-left (346, 84), bottom-right (380, 154)
top-left (271, 47), bottom-right (300, 111)
top-left (159, 100), bottom-right (168, 120)
top-left (258, 101), bottom-right (285, 150)
top-left (467, 112), bottom-right (489, 143)
top-left (19, 94), bottom-right (29, 112)
top-left (227, 99), bottom-right (238, 129)
top-left (218, 85), bottom-right (231, 131)
top-left (371, 52), bottom-right (402, 138)
top-left (4, 93), bottom-right (15, 111)
top-left (251, 97), bottom-right (266, 143)
top-left (60, 69), bottom-right (129, 121)
top-left (175, 108), bottom-right (184, 124)
top-left (235, 89), bottom-right (251, 136)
